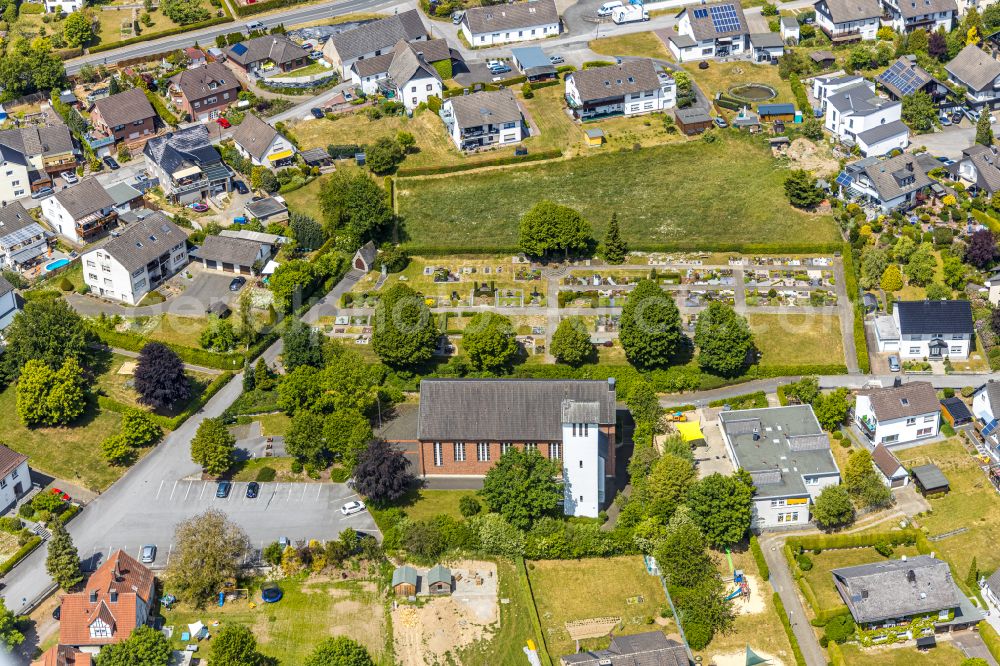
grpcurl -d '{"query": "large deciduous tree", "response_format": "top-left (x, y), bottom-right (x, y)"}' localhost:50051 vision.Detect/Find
top-left (45, 521), bottom-right (83, 591)
top-left (811, 485), bottom-right (854, 530)
top-left (686, 472), bottom-right (754, 548)
top-left (305, 636), bottom-right (376, 666)
top-left (323, 409), bottom-right (373, 469)
top-left (286, 410), bottom-right (327, 467)
top-left (134, 342), bottom-right (191, 411)
top-left (967, 229), bottom-right (997, 268)
top-left (480, 448), bottom-right (562, 530)
top-left (694, 302), bottom-right (755, 376)
top-left (646, 454), bottom-right (696, 523)
top-left (62, 11), bottom-right (94, 48)
top-left (372, 284), bottom-right (439, 369)
top-left (462, 312), bottom-right (519, 373)
top-left (0, 598), bottom-right (22, 651)
top-left (320, 171), bottom-right (394, 249)
top-left (210, 625), bottom-right (264, 666)
top-left (269, 259), bottom-right (316, 313)
top-left (352, 439), bottom-right (413, 503)
top-left (282, 318), bottom-right (325, 371)
top-left (518, 200), bottom-right (592, 259)
top-left (904, 242), bottom-right (937, 286)
top-left (190, 417), bottom-right (235, 475)
top-left (3, 297), bottom-right (91, 380)
top-left (844, 449), bottom-right (891, 508)
top-left (880, 264), bottom-right (904, 292)
top-left (550, 317), bottom-right (595, 367)
top-left (901, 91), bottom-right (938, 132)
top-left (813, 388), bottom-right (850, 431)
top-left (16, 358), bottom-right (88, 427)
top-left (96, 625), bottom-right (171, 666)
top-left (166, 510), bottom-right (248, 605)
top-left (619, 279), bottom-right (684, 369)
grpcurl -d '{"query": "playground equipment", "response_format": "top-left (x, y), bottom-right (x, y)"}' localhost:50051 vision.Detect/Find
top-left (725, 569), bottom-right (751, 601)
top-left (665, 411), bottom-right (687, 422)
top-left (523, 639), bottom-right (542, 666)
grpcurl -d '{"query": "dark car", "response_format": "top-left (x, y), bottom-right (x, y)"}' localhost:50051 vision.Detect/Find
top-left (216, 481), bottom-right (232, 498)
top-left (246, 482), bottom-right (259, 499)
top-left (52, 605), bottom-right (61, 620)
top-left (310, 107), bottom-right (325, 119)
top-left (229, 276), bottom-right (246, 291)
top-left (103, 156), bottom-right (120, 170)
top-left (234, 181), bottom-right (249, 194)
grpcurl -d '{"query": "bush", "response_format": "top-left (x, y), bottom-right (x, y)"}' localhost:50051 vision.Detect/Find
top-left (58, 277), bottom-right (73, 291)
top-left (256, 466), bottom-right (276, 482)
top-left (962, 386), bottom-right (976, 398)
top-left (17, 504), bottom-right (33, 519)
top-left (32, 492), bottom-right (65, 514)
top-left (459, 495), bottom-right (481, 518)
top-left (291, 460), bottom-right (303, 473)
top-left (831, 431), bottom-right (843, 439)
top-left (0, 517), bottom-right (21, 533)
top-left (824, 613), bottom-right (855, 644)
top-left (796, 554), bottom-right (813, 571)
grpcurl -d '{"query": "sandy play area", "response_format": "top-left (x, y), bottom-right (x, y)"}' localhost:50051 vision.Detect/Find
top-left (712, 650), bottom-right (786, 666)
top-left (393, 560), bottom-right (499, 666)
top-left (728, 572), bottom-right (766, 616)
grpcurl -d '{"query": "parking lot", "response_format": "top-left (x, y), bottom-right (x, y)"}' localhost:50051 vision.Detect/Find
top-left (81, 480), bottom-right (375, 571)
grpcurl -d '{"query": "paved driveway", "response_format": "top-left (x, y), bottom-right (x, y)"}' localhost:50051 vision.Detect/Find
top-left (953, 632), bottom-right (999, 666)
top-left (67, 269), bottom-right (238, 318)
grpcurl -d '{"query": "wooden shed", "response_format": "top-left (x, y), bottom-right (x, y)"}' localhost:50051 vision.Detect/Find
top-left (427, 564), bottom-right (452, 595)
top-left (757, 103), bottom-right (796, 122)
top-left (940, 397), bottom-right (973, 426)
top-left (911, 463), bottom-right (949, 496)
top-left (674, 107), bottom-right (712, 135)
top-left (392, 565), bottom-right (418, 596)
top-left (584, 128), bottom-right (605, 147)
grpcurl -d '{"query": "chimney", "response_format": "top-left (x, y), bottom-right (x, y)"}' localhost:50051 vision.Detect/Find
top-left (906, 161), bottom-right (914, 172)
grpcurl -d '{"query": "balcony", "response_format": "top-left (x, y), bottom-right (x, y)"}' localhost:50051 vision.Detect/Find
top-left (462, 126), bottom-right (498, 138)
top-left (171, 177), bottom-right (209, 196)
top-left (77, 212), bottom-right (117, 240)
top-left (85, 133), bottom-right (115, 150)
top-left (856, 414), bottom-right (876, 441)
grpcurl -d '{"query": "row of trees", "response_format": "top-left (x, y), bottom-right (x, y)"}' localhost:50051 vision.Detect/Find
top-left (517, 201), bottom-right (629, 264)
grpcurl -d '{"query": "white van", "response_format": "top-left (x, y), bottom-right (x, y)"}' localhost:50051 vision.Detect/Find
top-left (597, 0), bottom-right (623, 16)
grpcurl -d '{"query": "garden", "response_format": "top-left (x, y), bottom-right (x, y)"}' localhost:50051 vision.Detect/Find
top-left (747, 314), bottom-right (845, 367)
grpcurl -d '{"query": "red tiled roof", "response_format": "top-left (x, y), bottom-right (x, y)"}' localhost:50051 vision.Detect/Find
top-left (58, 550), bottom-right (155, 647)
top-left (0, 443), bottom-right (27, 478)
top-left (31, 645), bottom-right (92, 666)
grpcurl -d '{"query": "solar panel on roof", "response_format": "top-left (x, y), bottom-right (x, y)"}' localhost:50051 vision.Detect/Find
top-left (835, 172), bottom-right (852, 188)
top-left (985, 419), bottom-right (1000, 438)
top-left (693, 7), bottom-right (708, 17)
top-left (709, 4), bottom-right (741, 33)
top-left (231, 43), bottom-right (248, 56)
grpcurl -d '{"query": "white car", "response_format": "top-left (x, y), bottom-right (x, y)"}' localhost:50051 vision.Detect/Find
top-left (340, 500), bottom-right (366, 516)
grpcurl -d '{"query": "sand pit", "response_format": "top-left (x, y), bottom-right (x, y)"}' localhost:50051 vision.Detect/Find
top-left (728, 573), bottom-right (766, 616)
top-left (786, 138), bottom-right (839, 177)
top-left (712, 649), bottom-right (786, 666)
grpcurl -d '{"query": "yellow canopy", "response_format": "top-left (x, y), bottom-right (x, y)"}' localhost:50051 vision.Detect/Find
top-left (676, 420), bottom-right (704, 443)
top-left (268, 149), bottom-right (294, 162)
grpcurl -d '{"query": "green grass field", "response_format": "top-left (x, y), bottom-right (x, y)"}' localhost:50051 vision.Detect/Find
top-left (396, 135), bottom-right (839, 250)
top-left (590, 32), bottom-right (671, 60)
top-left (96, 352), bottom-right (215, 411)
top-left (748, 314), bottom-right (845, 366)
top-left (837, 641), bottom-right (968, 665)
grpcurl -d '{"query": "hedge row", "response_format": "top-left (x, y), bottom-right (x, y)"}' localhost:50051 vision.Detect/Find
top-left (980, 621), bottom-right (1000, 664)
top-left (396, 149), bottom-right (562, 177)
top-left (772, 592), bottom-right (808, 666)
top-left (517, 557), bottom-right (553, 666)
top-left (93, 328), bottom-right (244, 370)
top-left (98, 371), bottom-right (234, 430)
top-left (786, 529), bottom-right (919, 552)
top-left (841, 245), bottom-right (870, 373)
top-left (400, 241), bottom-right (849, 255)
top-left (442, 74), bottom-right (529, 98)
top-left (789, 75), bottom-right (811, 116)
top-left (58, 504), bottom-right (82, 524)
top-left (0, 536), bottom-right (42, 577)
top-left (232, 0), bottom-right (306, 16)
top-left (827, 640), bottom-right (846, 666)
top-left (88, 14), bottom-right (233, 53)
top-left (707, 390), bottom-right (767, 409)
top-left (145, 89), bottom-right (179, 127)
top-left (749, 535), bottom-right (769, 581)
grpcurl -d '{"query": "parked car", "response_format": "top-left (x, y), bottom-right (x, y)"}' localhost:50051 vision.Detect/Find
top-left (939, 114), bottom-right (952, 126)
top-left (140, 544), bottom-right (156, 564)
top-left (452, 10), bottom-right (464, 23)
top-left (103, 156), bottom-right (120, 170)
top-left (489, 63), bottom-right (511, 75)
top-left (952, 110), bottom-right (964, 124)
top-left (888, 355), bottom-right (900, 372)
top-left (310, 50), bottom-right (323, 59)
top-left (52, 605), bottom-right (60, 620)
top-left (30, 187), bottom-right (53, 200)
top-left (246, 482), bottom-right (259, 499)
top-left (549, 55), bottom-right (565, 64)
top-left (340, 500), bottom-right (366, 516)
top-left (713, 116), bottom-right (728, 129)
top-left (964, 107), bottom-right (980, 123)
top-left (216, 117), bottom-right (231, 128)
top-left (234, 180), bottom-right (249, 194)
top-left (216, 481), bottom-right (232, 498)
top-left (61, 171), bottom-right (78, 184)
top-left (229, 276), bottom-right (247, 291)
top-left (247, 20), bottom-right (265, 31)
top-left (310, 107), bottom-right (325, 119)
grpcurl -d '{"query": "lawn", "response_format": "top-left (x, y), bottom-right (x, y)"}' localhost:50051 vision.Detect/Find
top-left (161, 577), bottom-right (387, 664)
top-left (683, 60), bottom-right (796, 107)
top-left (272, 61), bottom-right (333, 79)
top-left (283, 174), bottom-right (328, 222)
top-left (589, 31), bottom-right (671, 60)
top-left (0, 384), bottom-right (122, 491)
top-left (388, 488), bottom-right (478, 522)
top-left (88, 0), bottom-right (216, 47)
top-left (798, 545), bottom-right (923, 613)
top-left (747, 313), bottom-right (845, 366)
top-left (255, 413), bottom-right (291, 437)
top-left (95, 352), bottom-right (216, 412)
top-left (837, 641), bottom-right (968, 665)
top-left (896, 438), bottom-right (1000, 575)
top-left (396, 134), bottom-right (840, 250)
top-left (527, 556), bottom-right (675, 659)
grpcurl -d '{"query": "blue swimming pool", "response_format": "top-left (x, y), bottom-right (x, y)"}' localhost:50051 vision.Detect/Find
top-left (45, 258), bottom-right (70, 272)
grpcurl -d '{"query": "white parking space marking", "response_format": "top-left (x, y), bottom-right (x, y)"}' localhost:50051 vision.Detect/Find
top-left (184, 482), bottom-right (194, 501)
top-left (155, 480), bottom-right (164, 499)
top-left (166, 543), bottom-right (173, 565)
top-left (168, 481), bottom-right (178, 500)
top-left (300, 486), bottom-right (308, 502)
top-left (315, 485), bottom-right (322, 500)
top-left (287, 485), bottom-right (293, 501)
top-left (199, 483), bottom-right (208, 500)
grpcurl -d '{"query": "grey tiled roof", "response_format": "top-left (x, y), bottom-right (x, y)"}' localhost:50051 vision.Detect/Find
top-left (199, 234), bottom-right (263, 267)
top-left (143, 126), bottom-right (220, 177)
top-left (561, 632), bottom-right (688, 666)
top-left (750, 32), bottom-right (784, 48)
top-left (568, 59), bottom-right (662, 103)
top-left (946, 45), bottom-right (1000, 92)
top-left (170, 62), bottom-right (241, 103)
top-left (93, 88), bottom-right (155, 129)
top-left (392, 565), bottom-right (417, 588)
top-left (0, 444), bottom-right (27, 480)
top-left (327, 9), bottom-right (426, 62)
top-left (227, 35), bottom-right (310, 67)
top-left (447, 89), bottom-right (522, 130)
top-left (0, 201), bottom-right (41, 237)
top-left (355, 240), bottom-right (377, 267)
top-left (413, 38), bottom-right (450, 63)
top-left (858, 381), bottom-right (938, 421)
top-left (895, 0), bottom-right (956, 19)
top-left (859, 153), bottom-right (932, 201)
top-left (463, 0), bottom-right (559, 35)
top-left (416, 379), bottom-right (616, 441)
top-left (244, 197), bottom-right (287, 219)
top-left (827, 82), bottom-right (899, 116)
top-left (231, 113), bottom-right (279, 163)
top-left (387, 40), bottom-right (440, 88)
top-left (0, 126), bottom-right (74, 158)
top-left (352, 52), bottom-right (395, 78)
top-left (912, 463), bottom-right (949, 490)
top-left (94, 212), bottom-right (185, 274)
top-left (53, 178), bottom-right (114, 220)
top-left (427, 564), bottom-right (450, 586)
top-left (954, 145), bottom-right (1000, 194)
top-left (680, 1), bottom-right (749, 41)
top-left (832, 556), bottom-right (959, 624)
top-left (781, 15), bottom-right (799, 27)
top-left (855, 119), bottom-right (909, 146)
top-left (819, 0), bottom-right (881, 23)
top-left (104, 182), bottom-right (143, 207)
top-left (895, 299), bottom-right (973, 335)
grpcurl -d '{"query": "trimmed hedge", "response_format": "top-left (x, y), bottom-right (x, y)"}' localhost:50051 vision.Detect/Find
top-left (98, 371), bottom-right (234, 430)
top-left (772, 592), bottom-right (807, 666)
top-left (786, 530), bottom-right (919, 552)
top-left (396, 149), bottom-right (562, 177)
top-left (88, 14), bottom-right (233, 53)
top-left (980, 621), bottom-right (1000, 663)
top-left (402, 240), bottom-right (849, 255)
top-left (827, 640), bottom-right (846, 666)
top-left (146, 90), bottom-right (178, 127)
top-left (232, 0), bottom-right (307, 16)
top-left (0, 536), bottom-right (42, 577)
top-left (750, 535), bottom-right (769, 581)
top-left (518, 557), bottom-right (553, 666)
top-left (442, 74), bottom-right (529, 98)
top-left (708, 390), bottom-right (767, 409)
top-left (58, 504), bottom-right (82, 524)
top-left (93, 328), bottom-right (244, 370)
top-left (841, 245), bottom-right (870, 373)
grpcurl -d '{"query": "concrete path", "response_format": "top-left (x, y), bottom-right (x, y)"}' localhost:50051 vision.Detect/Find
top-left (759, 533), bottom-right (826, 666)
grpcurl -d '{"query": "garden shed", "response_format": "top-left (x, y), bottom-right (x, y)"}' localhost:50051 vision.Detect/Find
top-left (912, 463), bottom-right (949, 495)
top-left (427, 564), bottom-right (452, 595)
top-left (353, 240), bottom-right (378, 272)
top-left (674, 107), bottom-right (712, 135)
top-left (392, 565), bottom-right (418, 596)
top-left (940, 397), bottom-right (972, 426)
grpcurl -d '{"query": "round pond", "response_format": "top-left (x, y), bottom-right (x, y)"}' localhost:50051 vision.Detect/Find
top-left (728, 83), bottom-right (778, 102)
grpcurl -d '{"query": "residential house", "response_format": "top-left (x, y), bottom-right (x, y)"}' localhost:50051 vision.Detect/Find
top-left (511, 46), bottom-right (557, 81)
top-left (0, 201), bottom-right (48, 270)
top-left (231, 113), bottom-right (296, 169)
top-left (780, 15), bottom-right (801, 42)
top-left (854, 381), bottom-right (940, 446)
top-left (871, 443), bottom-right (909, 488)
top-left (815, 78), bottom-right (908, 156)
top-left (323, 9), bottom-right (427, 77)
top-left (718, 405), bottom-right (842, 528)
top-left (198, 234), bottom-right (269, 274)
top-left (0, 126), bottom-right (78, 195)
top-left (564, 59), bottom-right (675, 120)
top-left (874, 299), bottom-right (973, 359)
top-left (831, 556), bottom-right (981, 631)
top-left (877, 55), bottom-right (949, 104)
top-left (243, 196), bottom-right (288, 224)
top-left (0, 443), bottom-right (28, 512)
top-left (386, 379), bottom-right (618, 518)
top-left (349, 38), bottom-right (451, 94)
top-left (392, 565), bottom-right (418, 596)
top-left (460, 0), bottom-right (560, 47)
top-left (880, 0), bottom-right (956, 34)
top-left (44, 0), bottom-right (83, 13)
top-left (384, 40), bottom-right (443, 112)
top-left (80, 212), bottom-right (187, 305)
top-left (32, 645), bottom-right (92, 666)
top-left (0, 143), bottom-right (31, 204)
top-left (674, 106), bottom-right (713, 134)
top-left (666, 2), bottom-right (750, 62)
top-left (427, 564), bottom-right (451, 595)
top-left (0, 276), bottom-right (18, 335)
top-left (561, 633), bottom-right (689, 666)
top-left (104, 182), bottom-right (144, 214)
top-left (813, 0), bottom-right (881, 41)
top-left (226, 35), bottom-right (310, 76)
top-left (89, 89), bottom-right (156, 151)
top-left (168, 62), bottom-right (242, 121)
top-left (985, 569), bottom-right (1000, 607)
top-left (143, 126), bottom-right (233, 204)
top-left (950, 144), bottom-right (1000, 196)
top-left (837, 153), bottom-right (937, 212)
top-left (185, 47), bottom-right (207, 68)
top-left (971, 381), bottom-right (1000, 446)
top-left (945, 44), bottom-right (1000, 109)
top-left (441, 89), bottom-right (526, 151)
top-left (748, 32), bottom-right (785, 62)
top-left (42, 178), bottom-right (117, 243)
top-left (353, 240), bottom-right (377, 272)
top-left (59, 550), bottom-right (156, 653)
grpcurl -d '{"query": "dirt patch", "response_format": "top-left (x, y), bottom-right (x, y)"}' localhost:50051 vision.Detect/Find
top-left (392, 560), bottom-right (499, 666)
top-left (729, 573), bottom-right (766, 616)
top-left (786, 138), bottom-right (839, 178)
top-left (713, 649), bottom-right (786, 666)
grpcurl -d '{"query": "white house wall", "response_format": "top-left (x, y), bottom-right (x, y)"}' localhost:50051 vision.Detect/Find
top-left (462, 21), bottom-right (559, 46)
top-left (0, 459), bottom-right (29, 513)
top-left (562, 421), bottom-right (602, 518)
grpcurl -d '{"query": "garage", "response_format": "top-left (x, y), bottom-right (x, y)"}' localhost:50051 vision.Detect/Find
top-left (198, 235), bottom-right (269, 276)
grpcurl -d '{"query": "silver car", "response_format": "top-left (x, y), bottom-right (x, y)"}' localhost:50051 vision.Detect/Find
top-left (140, 544), bottom-right (156, 563)
top-left (888, 355), bottom-right (900, 372)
